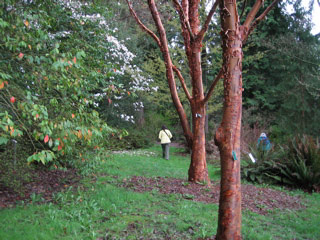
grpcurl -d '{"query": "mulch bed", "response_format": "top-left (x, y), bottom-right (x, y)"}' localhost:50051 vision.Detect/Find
top-left (0, 169), bottom-right (80, 208)
top-left (1, 169), bottom-right (305, 216)
top-left (120, 176), bottom-right (305, 215)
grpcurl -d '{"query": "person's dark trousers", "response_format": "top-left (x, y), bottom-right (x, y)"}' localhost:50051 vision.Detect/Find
top-left (161, 143), bottom-right (170, 160)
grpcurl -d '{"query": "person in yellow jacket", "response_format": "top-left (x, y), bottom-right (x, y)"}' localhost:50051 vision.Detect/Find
top-left (158, 125), bottom-right (173, 160)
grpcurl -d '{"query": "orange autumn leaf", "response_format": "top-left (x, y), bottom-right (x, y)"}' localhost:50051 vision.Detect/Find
top-left (0, 82), bottom-right (4, 89)
top-left (44, 135), bottom-right (49, 143)
top-left (88, 129), bottom-right (92, 136)
top-left (73, 57), bottom-right (76, 64)
top-left (72, 114), bottom-right (75, 118)
top-left (77, 130), bottom-right (82, 139)
top-left (24, 20), bottom-right (29, 27)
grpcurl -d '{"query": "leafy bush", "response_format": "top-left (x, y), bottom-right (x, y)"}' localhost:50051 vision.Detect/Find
top-left (278, 135), bottom-right (320, 191)
top-left (241, 144), bottom-right (286, 184)
top-left (106, 128), bottom-right (153, 150)
top-left (241, 135), bottom-right (320, 192)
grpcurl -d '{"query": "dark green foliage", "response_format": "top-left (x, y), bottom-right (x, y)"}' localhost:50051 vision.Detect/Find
top-left (242, 144), bottom-right (286, 184)
top-left (107, 128), bottom-right (153, 150)
top-left (0, 140), bottom-right (32, 194)
top-left (242, 135), bottom-right (320, 192)
top-left (243, 1), bottom-right (320, 138)
top-left (279, 135), bottom-right (320, 191)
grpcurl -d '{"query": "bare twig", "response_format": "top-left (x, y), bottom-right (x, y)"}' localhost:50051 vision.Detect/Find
top-left (197, 0), bottom-right (219, 42)
top-left (239, 0), bottom-right (248, 21)
top-left (172, 0), bottom-right (195, 40)
top-left (203, 68), bottom-right (223, 103)
top-left (172, 65), bottom-right (192, 102)
top-left (125, 0), bottom-right (162, 48)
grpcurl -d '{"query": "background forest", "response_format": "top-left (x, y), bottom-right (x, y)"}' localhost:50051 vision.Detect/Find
top-left (0, 0), bottom-right (320, 238)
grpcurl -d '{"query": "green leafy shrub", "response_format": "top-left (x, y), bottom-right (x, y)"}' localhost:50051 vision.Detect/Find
top-left (106, 128), bottom-right (152, 150)
top-left (241, 135), bottom-right (320, 192)
top-left (241, 144), bottom-right (286, 184)
top-left (278, 135), bottom-right (320, 191)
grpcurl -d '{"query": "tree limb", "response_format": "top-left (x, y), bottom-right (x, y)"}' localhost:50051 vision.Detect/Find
top-left (243, 0), bottom-right (264, 29)
top-left (244, 0), bottom-right (281, 41)
top-left (197, 0), bottom-right (219, 42)
top-left (172, 0), bottom-right (195, 41)
top-left (147, 0), bottom-right (193, 145)
top-left (172, 65), bottom-right (192, 102)
top-left (203, 68), bottom-right (223, 104)
top-left (125, 0), bottom-right (162, 48)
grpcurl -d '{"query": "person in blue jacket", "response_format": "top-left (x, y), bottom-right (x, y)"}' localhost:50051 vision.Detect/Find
top-left (257, 132), bottom-right (271, 151)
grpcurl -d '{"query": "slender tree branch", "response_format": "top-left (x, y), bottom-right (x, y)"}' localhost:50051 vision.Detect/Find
top-left (239, 0), bottom-right (248, 21)
top-left (172, 0), bottom-right (195, 40)
top-left (147, 0), bottom-right (193, 145)
top-left (244, 0), bottom-right (281, 41)
top-left (172, 65), bottom-right (192, 102)
top-left (243, 0), bottom-right (264, 29)
top-left (197, 0), bottom-right (219, 42)
top-left (203, 68), bottom-right (223, 103)
top-left (125, 0), bottom-right (162, 48)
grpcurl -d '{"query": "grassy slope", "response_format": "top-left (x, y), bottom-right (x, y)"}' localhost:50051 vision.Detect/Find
top-left (0, 146), bottom-right (319, 240)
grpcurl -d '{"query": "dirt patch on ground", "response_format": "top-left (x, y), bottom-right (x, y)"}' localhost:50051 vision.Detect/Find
top-left (1, 170), bottom-right (305, 215)
top-left (0, 169), bottom-right (80, 208)
top-left (120, 176), bottom-right (305, 215)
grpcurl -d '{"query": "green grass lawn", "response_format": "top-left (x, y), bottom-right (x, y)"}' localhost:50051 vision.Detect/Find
top-left (0, 146), bottom-right (319, 239)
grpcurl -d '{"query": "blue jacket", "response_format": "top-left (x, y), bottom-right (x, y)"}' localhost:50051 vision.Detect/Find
top-left (257, 137), bottom-right (271, 151)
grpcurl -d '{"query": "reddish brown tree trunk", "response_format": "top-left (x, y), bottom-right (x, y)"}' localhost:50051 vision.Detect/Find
top-left (214, 0), bottom-right (280, 237)
top-left (188, 101), bottom-right (209, 182)
top-left (215, 1), bottom-right (243, 239)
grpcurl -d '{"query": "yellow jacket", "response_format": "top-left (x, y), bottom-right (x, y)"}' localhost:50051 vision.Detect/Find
top-left (158, 129), bottom-right (172, 144)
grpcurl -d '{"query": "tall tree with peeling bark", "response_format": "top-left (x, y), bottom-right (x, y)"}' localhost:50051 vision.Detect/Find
top-left (126, 0), bottom-right (221, 183)
top-left (125, 0), bottom-right (279, 237)
top-left (215, 0), bottom-right (280, 239)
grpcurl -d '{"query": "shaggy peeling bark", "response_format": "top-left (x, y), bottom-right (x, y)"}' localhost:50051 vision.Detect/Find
top-left (215, 0), bottom-right (281, 239)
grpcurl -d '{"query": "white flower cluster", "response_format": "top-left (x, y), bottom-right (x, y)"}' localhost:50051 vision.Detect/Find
top-left (133, 101), bottom-right (144, 110)
top-left (56, 0), bottom-right (158, 123)
top-left (120, 114), bottom-right (135, 123)
top-left (106, 35), bottom-right (155, 93)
